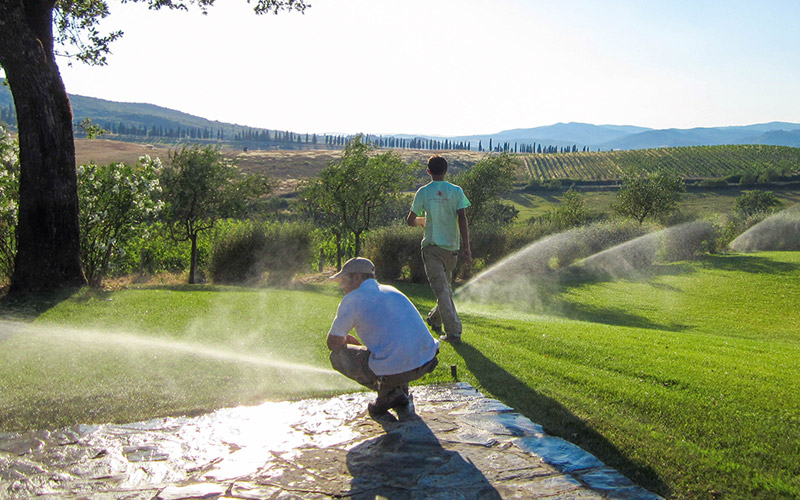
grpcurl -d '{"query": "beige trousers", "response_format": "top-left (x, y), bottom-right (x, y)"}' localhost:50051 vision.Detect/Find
top-left (422, 245), bottom-right (462, 337)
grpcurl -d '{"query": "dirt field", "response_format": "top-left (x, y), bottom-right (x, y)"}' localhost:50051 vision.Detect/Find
top-left (75, 139), bottom-right (489, 194)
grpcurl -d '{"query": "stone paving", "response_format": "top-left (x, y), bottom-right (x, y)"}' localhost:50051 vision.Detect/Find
top-left (0, 383), bottom-right (663, 499)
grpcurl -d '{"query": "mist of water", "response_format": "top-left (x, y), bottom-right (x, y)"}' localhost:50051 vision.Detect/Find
top-left (573, 220), bottom-right (714, 279)
top-left (729, 204), bottom-right (800, 252)
top-left (456, 220), bottom-right (715, 313)
top-left (0, 319), bottom-right (336, 375)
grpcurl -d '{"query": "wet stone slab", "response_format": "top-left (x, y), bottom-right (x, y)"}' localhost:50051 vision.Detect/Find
top-left (0, 383), bottom-right (662, 500)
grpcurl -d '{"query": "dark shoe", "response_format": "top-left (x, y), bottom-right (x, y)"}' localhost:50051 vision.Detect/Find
top-left (367, 401), bottom-right (391, 419)
top-left (426, 316), bottom-right (443, 335)
top-left (439, 334), bottom-right (461, 344)
top-left (368, 388), bottom-right (409, 418)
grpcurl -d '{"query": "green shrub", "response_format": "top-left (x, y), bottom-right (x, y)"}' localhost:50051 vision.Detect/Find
top-left (723, 173), bottom-right (742, 184)
top-left (456, 224), bottom-right (508, 280)
top-left (209, 221), bottom-right (267, 284)
top-left (525, 178), bottom-right (563, 192)
top-left (658, 220), bottom-right (718, 262)
top-left (116, 221), bottom-right (192, 277)
top-left (697, 178), bottom-right (728, 189)
top-left (209, 221), bottom-right (314, 285)
top-left (263, 222), bottom-right (315, 285)
top-left (363, 225), bottom-right (423, 282)
top-left (734, 190), bottom-right (782, 217)
top-left (739, 172), bottom-right (758, 186)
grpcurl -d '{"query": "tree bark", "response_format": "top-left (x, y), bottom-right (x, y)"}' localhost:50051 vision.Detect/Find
top-left (0, 0), bottom-right (86, 292)
top-left (189, 233), bottom-right (198, 284)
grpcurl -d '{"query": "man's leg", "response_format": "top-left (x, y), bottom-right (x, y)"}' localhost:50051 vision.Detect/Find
top-left (373, 356), bottom-right (439, 414)
top-left (422, 245), bottom-right (462, 338)
top-left (329, 345), bottom-right (379, 391)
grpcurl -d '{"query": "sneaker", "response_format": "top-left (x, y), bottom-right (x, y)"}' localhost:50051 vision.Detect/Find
top-left (426, 316), bottom-right (443, 335)
top-left (439, 334), bottom-right (461, 344)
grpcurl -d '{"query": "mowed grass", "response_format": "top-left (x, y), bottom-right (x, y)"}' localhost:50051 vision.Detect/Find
top-left (450, 251), bottom-right (800, 499)
top-left (1, 252), bottom-right (799, 499)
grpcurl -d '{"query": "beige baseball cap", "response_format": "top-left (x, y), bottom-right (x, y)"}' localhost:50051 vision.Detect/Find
top-left (330, 257), bottom-right (375, 280)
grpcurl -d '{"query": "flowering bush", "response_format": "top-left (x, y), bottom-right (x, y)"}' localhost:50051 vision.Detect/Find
top-left (0, 127), bottom-right (19, 281)
top-left (78, 156), bottom-right (163, 286)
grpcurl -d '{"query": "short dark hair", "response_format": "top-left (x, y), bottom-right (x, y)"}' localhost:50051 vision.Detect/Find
top-left (427, 155), bottom-right (448, 175)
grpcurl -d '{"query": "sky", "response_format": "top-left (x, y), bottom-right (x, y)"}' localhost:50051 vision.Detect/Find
top-left (5, 0), bottom-right (800, 136)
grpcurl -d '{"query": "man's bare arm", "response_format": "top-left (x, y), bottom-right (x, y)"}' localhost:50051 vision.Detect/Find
top-left (457, 208), bottom-right (472, 265)
top-left (406, 211), bottom-right (426, 227)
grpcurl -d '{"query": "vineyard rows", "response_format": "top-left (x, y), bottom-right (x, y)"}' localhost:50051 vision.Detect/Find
top-left (522, 145), bottom-right (800, 180)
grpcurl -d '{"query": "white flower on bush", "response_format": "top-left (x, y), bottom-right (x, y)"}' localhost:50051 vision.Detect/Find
top-left (78, 157), bottom-right (163, 285)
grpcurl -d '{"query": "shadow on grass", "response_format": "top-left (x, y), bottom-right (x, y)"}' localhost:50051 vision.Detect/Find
top-left (701, 253), bottom-right (800, 274)
top-left (0, 287), bottom-right (83, 322)
top-left (453, 341), bottom-right (670, 498)
top-left (553, 302), bottom-right (692, 332)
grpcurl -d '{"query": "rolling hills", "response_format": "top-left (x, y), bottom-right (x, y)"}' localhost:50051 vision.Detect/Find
top-left (3, 78), bottom-right (800, 151)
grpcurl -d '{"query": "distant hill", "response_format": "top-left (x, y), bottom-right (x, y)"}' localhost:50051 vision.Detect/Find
top-left (599, 122), bottom-right (800, 150)
top-left (3, 79), bottom-right (800, 151)
top-left (453, 122), bottom-right (653, 150)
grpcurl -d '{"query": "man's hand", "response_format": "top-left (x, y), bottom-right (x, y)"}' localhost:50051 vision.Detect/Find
top-left (460, 247), bottom-right (473, 265)
top-left (406, 212), bottom-right (426, 227)
top-left (327, 333), bottom-right (362, 351)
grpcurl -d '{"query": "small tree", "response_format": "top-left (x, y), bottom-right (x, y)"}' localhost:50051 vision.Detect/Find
top-left (547, 188), bottom-right (588, 229)
top-left (613, 171), bottom-right (685, 224)
top-left (0, 126), bottom-right (19, 281)
top-left (734, 190), bottom-right (782, 218)
top-left (454, 153), bottom-right (518, 227)
top-left (160, 145), bottom-right (271, 283)
top-left (302, 135), bottom-right (416, 262)
top-left (78, 157), bottom-right (162, 286)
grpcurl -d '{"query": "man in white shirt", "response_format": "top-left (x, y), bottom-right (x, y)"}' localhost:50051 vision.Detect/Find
top-left (327, 257), bottom-right (440, 418)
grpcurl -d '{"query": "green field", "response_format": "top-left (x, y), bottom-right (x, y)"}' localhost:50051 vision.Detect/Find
top-left (507, 186), bottom-right (800, 222)
top-left (520, 144), bottom-right (800, 180)
top-left (1, 251), bottom-right (799, 499)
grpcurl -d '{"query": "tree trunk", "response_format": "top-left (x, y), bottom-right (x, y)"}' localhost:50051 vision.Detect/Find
top-left (335, 233), bottom-right (342, 270)
top-left (0, 0), bottom-right (86, 293)
top-left (354, 231), bottom-right (362, 257)
top-left (189, 233), bottom-right (198, 284)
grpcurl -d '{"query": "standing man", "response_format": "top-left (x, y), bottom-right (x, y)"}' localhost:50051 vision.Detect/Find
top-left (407, 155), bottom-right (472, 343)
top-left (327, 257), bottom-right (440, 418)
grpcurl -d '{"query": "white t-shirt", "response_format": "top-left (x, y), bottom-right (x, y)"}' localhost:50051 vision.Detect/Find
top-left (328, 279), bottom-right (440, 376)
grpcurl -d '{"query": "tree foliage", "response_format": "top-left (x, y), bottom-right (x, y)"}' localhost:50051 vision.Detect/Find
top-left (546, 188), bottom-right (588, 229)
top-left (454, 153), bottom-right (519, 227)
top-left (50, 0), bottom-right (308, 65)
top-left (613, 171), bottom-right (685, 224)
top-left (734, 190), bottom-right (782, 218)
top-left (302, 135), bottom-right (417, 262)
top-left (78, 157), bottom-right (163, 286)
top-left (160, 145), bottom-right (271, 283)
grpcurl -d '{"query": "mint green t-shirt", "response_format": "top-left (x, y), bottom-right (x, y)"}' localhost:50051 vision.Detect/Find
top-left (410, 181), bottom-right (471, 251)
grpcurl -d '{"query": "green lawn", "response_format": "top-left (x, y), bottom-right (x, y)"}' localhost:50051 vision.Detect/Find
top-left (1, 252), bottom-right (798, 499)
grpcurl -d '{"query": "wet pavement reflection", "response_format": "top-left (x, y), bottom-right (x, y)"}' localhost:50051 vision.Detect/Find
top-left (0, 383), bottom-right (662, 499)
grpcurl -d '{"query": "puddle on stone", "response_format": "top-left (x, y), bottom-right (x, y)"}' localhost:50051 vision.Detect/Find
top-left (0, 383), bottom-right (663, 500)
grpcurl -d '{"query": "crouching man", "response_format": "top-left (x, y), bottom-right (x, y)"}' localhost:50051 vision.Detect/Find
top-left (327, 257), bottom-right (440, 418)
